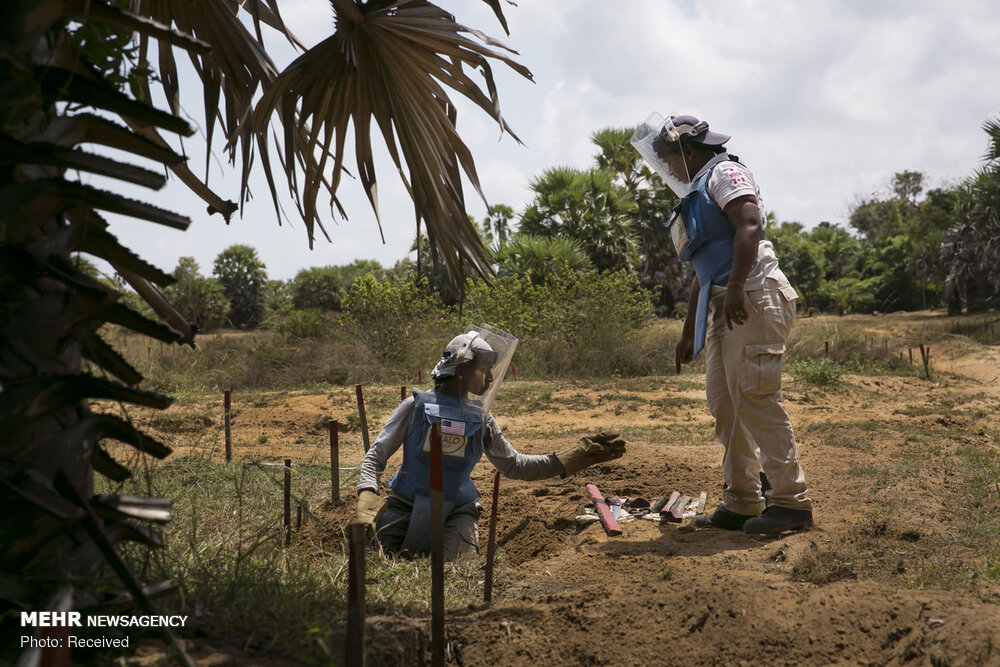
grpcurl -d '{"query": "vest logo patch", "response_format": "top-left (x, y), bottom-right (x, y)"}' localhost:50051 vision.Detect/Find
top-left (423, 420), bottom-right (469, 457)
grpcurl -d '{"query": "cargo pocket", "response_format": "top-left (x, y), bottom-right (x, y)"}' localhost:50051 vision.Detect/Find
top-left (740, 342), bottom-right (786, 394)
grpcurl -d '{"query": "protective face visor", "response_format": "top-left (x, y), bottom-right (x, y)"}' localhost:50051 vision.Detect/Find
top-left (431, 324), bottom-right (518, 415)
top-left (629, 112), bottom-right (697, 199)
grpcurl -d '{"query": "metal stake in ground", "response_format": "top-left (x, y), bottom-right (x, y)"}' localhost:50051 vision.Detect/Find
top-left (484, 470), bottom-right (501, 604)
top-left (346, 522), bottom-right (367, 667)
top-left (224, 389), bottom-right (232, 462)
top-left (429, 422), bottom-right (445, 667)
top-left (330, 420), bottom-right (340, 506)
top-left (355, 384), bottom-right (371, 453)
top-left (283, 458), bottom-right (291, 547)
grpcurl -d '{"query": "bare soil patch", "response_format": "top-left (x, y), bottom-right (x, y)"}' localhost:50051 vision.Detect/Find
top-left (107, 315), bottom-right (1000, 665)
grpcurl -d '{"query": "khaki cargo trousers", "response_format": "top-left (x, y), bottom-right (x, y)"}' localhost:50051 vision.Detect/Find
top-left (705, 279), bottom-right (812, 515)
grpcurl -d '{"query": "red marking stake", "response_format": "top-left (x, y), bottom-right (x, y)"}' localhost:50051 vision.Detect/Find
top-left (429, 423), bottom-right (445, 666)
top-left (355, 384), bottom-right (371, 453)
top-left (345, 522), bottom-right (366, 666)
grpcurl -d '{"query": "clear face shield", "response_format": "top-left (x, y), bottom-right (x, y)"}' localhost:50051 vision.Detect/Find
top-left (629, 112), bottom-right (702, 199)
top-left (432, 324), bottom-right (518, 416)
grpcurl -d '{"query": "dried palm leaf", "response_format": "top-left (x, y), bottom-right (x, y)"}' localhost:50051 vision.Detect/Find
top-left (247, 0), bottom-right (532, 280)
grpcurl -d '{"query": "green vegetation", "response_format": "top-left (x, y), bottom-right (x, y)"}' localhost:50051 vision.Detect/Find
top-left (93, 457), bottom-right (498, 664)
top-left (787, 357), bottom-right (846, 386)
top-left (213, 245), bottom-right (268, 329)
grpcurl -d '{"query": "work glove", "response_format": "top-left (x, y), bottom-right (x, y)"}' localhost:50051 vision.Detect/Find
top-left (554, 432), bottom-right (626, 478)
top-left (351, 489), bottom-right (387, 537)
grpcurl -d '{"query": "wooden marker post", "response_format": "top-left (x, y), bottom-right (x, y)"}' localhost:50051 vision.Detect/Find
top-left (908, 348), bottom-right (913, 365)
top-left (283, 459), bottom-right (291, 547)
top-left (484, 470), bottom-right (501, 604)
top-left (429, 422), bottom-right (445, 667)
top-left (400, 385), bottom-right (407, 402)
top-left (920, 344), bottom-right (931, 380)
top-left (824, 341), bottom-right (829, 356)
top-left (330, 420), bottom-right (340, 505)
top-left (346, 522), bottom-right (367, 667)
top-left (224, 389), bottom-right (232, 462)
top-left (355, 385), bottom-right (371, 453)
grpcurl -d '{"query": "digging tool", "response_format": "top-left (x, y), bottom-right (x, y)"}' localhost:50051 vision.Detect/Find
top-left (484, 470), bottom-right (501, 604)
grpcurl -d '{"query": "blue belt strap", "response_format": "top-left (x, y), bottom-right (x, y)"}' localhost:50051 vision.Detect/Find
top-left (693, 279), bottom-right (713, 359)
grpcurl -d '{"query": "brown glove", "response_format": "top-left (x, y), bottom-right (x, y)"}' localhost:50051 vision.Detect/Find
top-left (554, 432), bottom-right (626, 477)
top-left (352, 489), bottom-right (387, 536)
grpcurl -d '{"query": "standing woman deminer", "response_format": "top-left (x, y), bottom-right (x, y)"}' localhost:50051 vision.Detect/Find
top-left (352, 326), bottom-right (627, 561)
top-left (631, 113), bottom-right (813, 535)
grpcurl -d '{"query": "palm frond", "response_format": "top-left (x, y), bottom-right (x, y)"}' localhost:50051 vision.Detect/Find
top-left (246, 0), bottom-right (532, 280)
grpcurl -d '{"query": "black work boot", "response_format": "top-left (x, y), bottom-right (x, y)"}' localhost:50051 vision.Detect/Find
top-left (742, 506), bottom-right (813, 536)
top-left (691, 506), bottom-right (757, 530)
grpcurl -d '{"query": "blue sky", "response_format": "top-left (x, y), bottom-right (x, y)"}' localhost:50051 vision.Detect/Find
top-left (92, 0), bottom-right (1000, 281)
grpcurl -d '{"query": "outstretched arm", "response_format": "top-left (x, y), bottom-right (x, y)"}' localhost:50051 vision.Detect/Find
top-left (482, 416), bottom-right (563, 481)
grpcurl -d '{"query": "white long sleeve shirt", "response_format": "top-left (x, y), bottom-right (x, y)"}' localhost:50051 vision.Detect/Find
top-left (357, 397), bottom-right (562, 496)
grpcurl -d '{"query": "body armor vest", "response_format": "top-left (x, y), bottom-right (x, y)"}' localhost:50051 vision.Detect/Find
top-left (387, 389), bottom-right (485, 506)
top-left (677, 162), bottom-right (737, 358)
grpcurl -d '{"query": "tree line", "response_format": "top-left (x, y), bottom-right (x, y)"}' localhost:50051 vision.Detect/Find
top-left (102, 115), bottom-right (1000, 331)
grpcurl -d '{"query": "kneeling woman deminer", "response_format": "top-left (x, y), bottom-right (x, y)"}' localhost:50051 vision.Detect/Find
top-left (352, 326), bottom-right (626, 561)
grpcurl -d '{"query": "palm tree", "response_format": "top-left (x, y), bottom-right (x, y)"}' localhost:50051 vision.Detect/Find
top-left (520, 167), bottom-right (640, 273)
top-left (484, 203), bottom-right (516, 250)
top-left (943, 115), bottom-right (1000, 313)
top-left (0, 0), bottom-right (529, 659)
top-left (495, 234), bottom-right (594, 284)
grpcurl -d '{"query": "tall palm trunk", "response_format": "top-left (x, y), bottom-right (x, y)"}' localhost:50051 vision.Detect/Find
top-left (1, 1), bottom-right (199, 655)
top-left (2, 0), bottom-right (528, 661)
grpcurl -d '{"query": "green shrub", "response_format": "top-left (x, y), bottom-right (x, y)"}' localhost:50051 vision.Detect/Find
top-left (463, 267), bottom-right (654, 376)
top-left (278, 308), bottom-right (335, 340)
top-left (291, 266), bottom-right (345, 311)
top-left (342, 275), bottom-right (446, 363)
top-left (164, 257), bottom-right (229, 330)
top-left (787, 357), bottom-right (845, 385)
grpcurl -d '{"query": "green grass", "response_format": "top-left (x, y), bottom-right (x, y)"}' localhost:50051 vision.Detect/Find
top-left (809, 416), bottom-right (1000, 600)
top-left (94, 456), bottom-right (500, 663)
top-left (787, 357), bottom-right (846, 385)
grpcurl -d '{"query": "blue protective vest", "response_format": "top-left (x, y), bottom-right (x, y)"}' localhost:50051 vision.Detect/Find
top-left (676, 163), bottom-right (737, 358)
top-left (387, 389), bottom-right (485, 506)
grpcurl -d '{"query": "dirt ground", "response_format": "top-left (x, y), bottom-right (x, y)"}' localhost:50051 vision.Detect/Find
top-left (119, 316), bottom-right (1000, 666)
